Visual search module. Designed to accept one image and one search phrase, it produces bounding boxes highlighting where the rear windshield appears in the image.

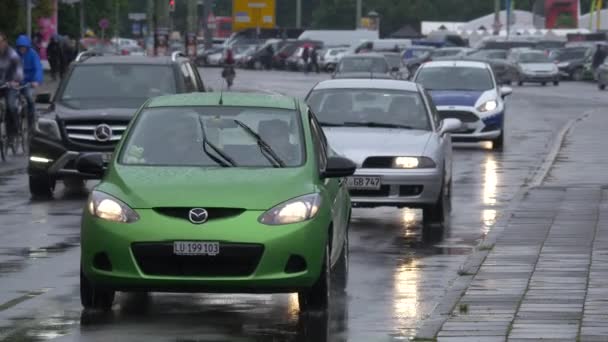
[120,106,304,168]
[338,57,389,73]
[60,64,176,109]
[307,88,431,131]
[518,52,550,63]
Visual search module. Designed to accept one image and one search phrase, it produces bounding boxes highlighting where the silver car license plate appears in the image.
[173,241,220,256]
[347,176,381,190]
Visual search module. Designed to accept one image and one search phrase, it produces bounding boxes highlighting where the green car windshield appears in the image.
[120,106,305,167]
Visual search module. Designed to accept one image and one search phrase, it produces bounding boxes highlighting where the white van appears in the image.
[298,30,379,48]
[352,39,412,53]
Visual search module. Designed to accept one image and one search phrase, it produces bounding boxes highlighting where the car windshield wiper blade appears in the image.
[233,119,286,168]
[342,122,416,129]
[197,117,237,167]
[317,121,344,127]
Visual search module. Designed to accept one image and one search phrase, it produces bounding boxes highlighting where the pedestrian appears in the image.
[592,44,607,80]
[310,47,320,74]
[46,35,63,81]
[16,35,43,128]
[302,46,310,73]
[16,34,43,130]
[0,31,24,146]
[264,44,274,70]
[222,48,236,89]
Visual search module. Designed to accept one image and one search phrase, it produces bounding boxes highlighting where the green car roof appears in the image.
[146,92,297,110]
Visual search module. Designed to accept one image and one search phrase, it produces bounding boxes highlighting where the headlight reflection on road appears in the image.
[393,260,419,326]
[482,155,500,234]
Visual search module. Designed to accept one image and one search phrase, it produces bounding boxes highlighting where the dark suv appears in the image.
[29,52,206,197]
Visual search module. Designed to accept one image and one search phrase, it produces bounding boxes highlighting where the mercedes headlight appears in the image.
[557,62,570,68]
[393,157,436,169]
[259,193,321,225]
[36,118,61,140]
[87,191,140,223]
[477,100,498,112]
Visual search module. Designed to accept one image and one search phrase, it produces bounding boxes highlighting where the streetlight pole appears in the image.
[356,0,362,28]
[203,0,213,49]
[26,0,32,39]
[80,0,86,40]
[296,0,301,28]
[493,0,500,35]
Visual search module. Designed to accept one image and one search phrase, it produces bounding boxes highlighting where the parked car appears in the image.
[382,52,410,80]
[550,47,591,81]
[195,46,224,66]
[273,42,299,69]
[286,41,324,71]
[464,49,519,85]
[320,47,348,72]
[509,50,560,86]
[305,79,462,226]
[28,52,207,198]
[79,92,356,311]
[402,46,435,74]
[413,60,513,150]
[333,53,391,79]
[243,39,293,69]
[429,47,472,61]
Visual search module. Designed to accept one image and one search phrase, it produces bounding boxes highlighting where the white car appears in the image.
[413,60,512,150]
[320,47,348,71]
[306,79,462,226]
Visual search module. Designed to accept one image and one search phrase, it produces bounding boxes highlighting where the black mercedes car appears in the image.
[28,52,206,198]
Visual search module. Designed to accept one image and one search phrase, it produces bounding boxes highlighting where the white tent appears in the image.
[579,9,608,30]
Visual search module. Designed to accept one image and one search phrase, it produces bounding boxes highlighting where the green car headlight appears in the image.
[88,191,140,223]
[259,193,322,225]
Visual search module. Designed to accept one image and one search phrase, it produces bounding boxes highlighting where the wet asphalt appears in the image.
[1,69,607,342]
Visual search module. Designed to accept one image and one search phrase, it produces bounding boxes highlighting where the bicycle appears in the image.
[0,83,31,161]
[0,84,9,162]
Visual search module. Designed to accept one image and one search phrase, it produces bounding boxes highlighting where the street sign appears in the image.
[232,0,275,32]
[128,12,147,21]
[99,18,109,30]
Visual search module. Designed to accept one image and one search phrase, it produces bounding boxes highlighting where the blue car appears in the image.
[413,60,513,150]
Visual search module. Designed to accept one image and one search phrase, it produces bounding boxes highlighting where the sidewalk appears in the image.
[431,111,608,341]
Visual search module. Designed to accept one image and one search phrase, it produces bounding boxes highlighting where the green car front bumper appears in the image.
[81,209,328,293]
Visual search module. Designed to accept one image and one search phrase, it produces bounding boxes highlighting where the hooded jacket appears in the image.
[16,35,43,85]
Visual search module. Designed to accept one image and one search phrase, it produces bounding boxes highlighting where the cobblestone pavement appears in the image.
[432,107,608,341]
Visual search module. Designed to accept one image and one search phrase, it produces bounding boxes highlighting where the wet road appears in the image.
[1,70,607,341]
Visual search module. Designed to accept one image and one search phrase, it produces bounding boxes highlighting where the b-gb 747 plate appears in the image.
[347,176,381,190]
[173,241,220,256]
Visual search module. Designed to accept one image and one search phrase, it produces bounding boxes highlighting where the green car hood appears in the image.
[98,166,316,210]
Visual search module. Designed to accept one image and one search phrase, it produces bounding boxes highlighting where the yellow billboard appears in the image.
[232,0,276,32]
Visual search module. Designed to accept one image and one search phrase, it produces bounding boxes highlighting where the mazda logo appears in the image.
[94,124,113,142]
[188,208,209,224]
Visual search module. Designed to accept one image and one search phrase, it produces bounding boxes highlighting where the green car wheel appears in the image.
[79,93,356,311]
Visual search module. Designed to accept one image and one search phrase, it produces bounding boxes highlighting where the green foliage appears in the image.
[0,0,52,41]
[555,13,576,28]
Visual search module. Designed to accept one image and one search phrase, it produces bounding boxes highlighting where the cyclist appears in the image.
[221,48,236,89]
[0,31,24,144]
[16,34,43,129]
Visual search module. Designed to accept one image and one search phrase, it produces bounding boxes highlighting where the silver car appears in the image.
[509,50,560,86]
[306,79,462,226]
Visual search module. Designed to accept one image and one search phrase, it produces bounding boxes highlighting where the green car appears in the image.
[78,93,356,311]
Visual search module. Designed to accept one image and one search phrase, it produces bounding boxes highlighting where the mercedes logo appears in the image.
[188,208,209,224]
[94,124,113,142]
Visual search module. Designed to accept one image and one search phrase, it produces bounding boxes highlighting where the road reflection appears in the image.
[482,154,500,235]
[393,260,419,332]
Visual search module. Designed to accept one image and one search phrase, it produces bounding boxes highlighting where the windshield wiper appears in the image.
[197,117,237,167]
[317,121,345,127]
[233,119,286,168]
[342,122,416,129]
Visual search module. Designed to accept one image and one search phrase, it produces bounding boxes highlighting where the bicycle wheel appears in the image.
[20,112,28,155]
[0,120,7,162]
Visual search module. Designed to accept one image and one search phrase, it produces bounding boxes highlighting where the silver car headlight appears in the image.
[36,118,61,140]
[394,157,436,169]
[88,191,140,223]
[477,100,498,112]
[557,62,570,68]
[259,193,321,225]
